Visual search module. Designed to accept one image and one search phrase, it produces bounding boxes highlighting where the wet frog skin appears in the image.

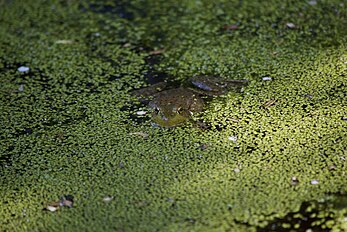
[134,76,248,127]
[190,76,249,96]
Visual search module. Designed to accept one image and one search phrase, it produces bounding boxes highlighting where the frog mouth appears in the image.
[151,111,190,127]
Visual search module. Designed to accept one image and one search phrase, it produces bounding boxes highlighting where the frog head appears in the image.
[148,88,204,127]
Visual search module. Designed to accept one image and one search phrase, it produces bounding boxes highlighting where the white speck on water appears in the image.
[18,84,24,92]
[262,76,271,81]
[55,40,74,44]
[46,205,59,212]
[103,196,113,202]
[228,135,237,142]
[308,0,317,6]
[286,22,296,29]
[136,110,147,116]
[129,132,149,138]
[18,66,30,72]
[233,168,240,173]
[311,180,319,185]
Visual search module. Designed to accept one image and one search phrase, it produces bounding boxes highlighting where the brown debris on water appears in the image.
[45,195,74,212]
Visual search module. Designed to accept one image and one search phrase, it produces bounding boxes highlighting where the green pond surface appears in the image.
[1,0,347,231]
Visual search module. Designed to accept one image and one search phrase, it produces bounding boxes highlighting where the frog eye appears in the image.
[153,107,161,115]
[216,81,227,88]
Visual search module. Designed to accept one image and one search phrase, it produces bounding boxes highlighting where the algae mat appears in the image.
[1,0,347,231]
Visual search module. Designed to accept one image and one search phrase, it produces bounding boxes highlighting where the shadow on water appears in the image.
[82,1,138,20]
[257,193,347,232]
[0,60,90,166]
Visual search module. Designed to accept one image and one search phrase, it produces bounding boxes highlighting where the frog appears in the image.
[133,76,248,127]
